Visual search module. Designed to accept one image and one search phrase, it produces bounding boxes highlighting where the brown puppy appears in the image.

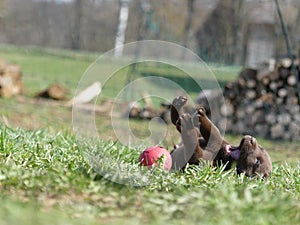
[170,113,204,169]
[197,107,272,178]
[170,97,272,178]
[236,135,272,178]
[170,96,187,133]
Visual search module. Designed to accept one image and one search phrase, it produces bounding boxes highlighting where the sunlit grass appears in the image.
[0,45,298,225]
[0,126,299,225]
[0,45,240,100]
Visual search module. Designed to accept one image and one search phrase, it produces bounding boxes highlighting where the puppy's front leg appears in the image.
[197,107,223,144]
[171,113,203,170]
[197,107,233,162]
[181,113,203,165]
[170,96,187,133]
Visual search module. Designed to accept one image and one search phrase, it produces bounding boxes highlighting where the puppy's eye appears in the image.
[255,158,261,166]
[250,137,254,145]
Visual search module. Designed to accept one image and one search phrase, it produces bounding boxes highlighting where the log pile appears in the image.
[127,92,160,120]
[0,59,24,98]
[215,58,300,140]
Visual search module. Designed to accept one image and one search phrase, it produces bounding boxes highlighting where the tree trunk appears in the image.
[182,0,195,50]
[232,0,244,65]
[72,0,82,50]
[114,0,130,57]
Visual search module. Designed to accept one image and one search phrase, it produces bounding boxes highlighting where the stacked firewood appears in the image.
[216,58,300,140]
[0,59,24,98]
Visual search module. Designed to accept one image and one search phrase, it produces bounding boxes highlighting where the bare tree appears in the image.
[182,0,195,49]
[232,0,245,65]
[0,0,8,18]
[0,0,8,42]
[195,0,244,64]
[114,0,130,57]
[182,0,195,59]
[72,0,83,50]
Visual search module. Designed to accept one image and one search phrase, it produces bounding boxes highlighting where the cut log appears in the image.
[287,104,300,115]
[0,59,7,75]
[237,69,258,89]
[234,121,247,134]
[224,82,238,100]
[278,88,288,98]
[287,75,296,86]
[0,59,24,97]
[252,110,266,124]
[254,98,264,108]
[128,101,141,118]
[0,61,24,98]
[269,82,278,91]
[245,90,257,99]
[293,114,300,123]
[254,124,269,137]
[257,93,273,105]
[261,76,270,86]
[217,117,232,134]
[277,113,291,125]
[236,108,245,119]
[275,97,284,105]
[269,71,280,81]
[48,84,67,100]
[245,104,255,114]
[279,57,292,68]
[141,91,154,111]
[270,124,284,139]
[278,66,290,80]
[220,100,234,117]
[197,56,300,140]
[246,79,257,89]
[68,82,101,105]
[35,83,69,100]
[265,113,276,125]
[239,68,258,80]
[289,123,300,141]
[286,95,298,105]
[4,65,22,80]
[0,76,21,98]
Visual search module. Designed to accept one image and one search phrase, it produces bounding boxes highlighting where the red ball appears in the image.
[139,146,172,171]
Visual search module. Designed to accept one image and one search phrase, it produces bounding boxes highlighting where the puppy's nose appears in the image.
[243,135,255,145]
[250,137,253,145]
[244,135,252,139]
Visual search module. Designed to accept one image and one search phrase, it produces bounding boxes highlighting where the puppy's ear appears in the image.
[258,145,266,152]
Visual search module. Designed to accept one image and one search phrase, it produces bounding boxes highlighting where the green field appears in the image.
[0,46,299,225]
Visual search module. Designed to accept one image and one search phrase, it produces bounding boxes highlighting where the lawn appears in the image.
[0,45,299,225]
[0,126,299,225]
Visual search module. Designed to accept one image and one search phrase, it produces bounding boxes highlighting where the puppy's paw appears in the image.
[180,113,194,130]
[197,107,207,122]
[172,96,187,109]
[180,113,200,138]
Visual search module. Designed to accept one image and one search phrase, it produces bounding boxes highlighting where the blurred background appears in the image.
[0,0,299,67]
[0,0,300,142]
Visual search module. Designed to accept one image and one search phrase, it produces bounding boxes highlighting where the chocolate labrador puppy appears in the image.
[170,96,272,178]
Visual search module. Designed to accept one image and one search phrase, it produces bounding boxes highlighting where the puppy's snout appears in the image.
[243,135,256,146]
[250,137,254,145]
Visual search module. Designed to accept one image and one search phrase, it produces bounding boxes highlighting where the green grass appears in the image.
[0,45,299,224]
[0,45,97,98]
[0,45,240,101]
[0,126,299,225]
